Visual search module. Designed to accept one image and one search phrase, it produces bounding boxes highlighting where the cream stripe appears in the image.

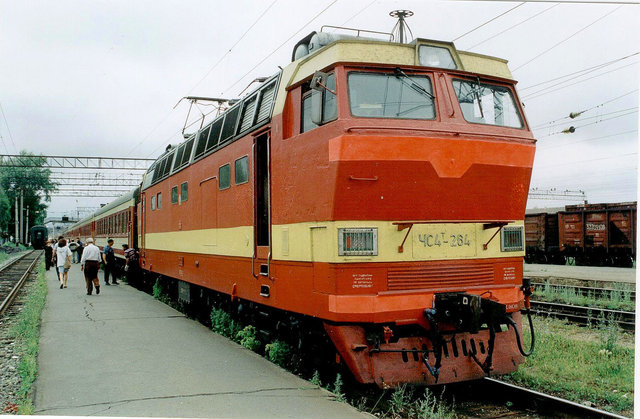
[142,221,524,263]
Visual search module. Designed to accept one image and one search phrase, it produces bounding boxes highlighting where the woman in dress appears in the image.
[55,238,72,289]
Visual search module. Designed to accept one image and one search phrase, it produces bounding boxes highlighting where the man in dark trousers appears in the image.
[102,239,119,285]
[76,237,83,263]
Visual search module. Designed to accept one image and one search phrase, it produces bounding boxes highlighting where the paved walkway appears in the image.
[34,264,369,418]
[524,263,636,284]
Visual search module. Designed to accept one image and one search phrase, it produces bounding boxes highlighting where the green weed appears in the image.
[332,373,346,402]
[210,307,241,340]
[507,316,633,414]
[265,339,291,368]
[8,261,48,414]
[310,370,322,386]
[236,325,262,351]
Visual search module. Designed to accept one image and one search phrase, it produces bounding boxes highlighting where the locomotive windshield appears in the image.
[348,72,436,120]
[452,79,523,128]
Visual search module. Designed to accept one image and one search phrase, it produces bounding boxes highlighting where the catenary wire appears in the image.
[512,5,623,71]
[519,52,639,90]
[127,0,279,156]
[532,103,639,129]
[220,0,338,97]
[449,0,639,4]
[453,2,525,41]
[0,101,17,153]
[340,0,377,26]
[537,110,637,137]
[186,0,279,96]
[536,129,638,150]
[522,61,638,100]
[467,4,559,50]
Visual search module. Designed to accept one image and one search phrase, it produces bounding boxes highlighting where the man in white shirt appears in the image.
[80,238,102,295]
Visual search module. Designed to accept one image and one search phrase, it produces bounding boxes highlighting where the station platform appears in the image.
[34,265,369,418]
[524,263,636,284]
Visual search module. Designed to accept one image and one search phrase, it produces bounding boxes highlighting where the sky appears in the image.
[0,0,638,218]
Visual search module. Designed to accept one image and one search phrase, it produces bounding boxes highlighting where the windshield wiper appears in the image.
[471,77,485,119]
[394,68,435,100]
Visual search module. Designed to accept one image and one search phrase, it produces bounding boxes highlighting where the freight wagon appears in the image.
[525,202,636,267]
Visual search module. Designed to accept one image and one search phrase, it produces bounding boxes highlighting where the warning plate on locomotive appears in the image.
[412,224,477,259]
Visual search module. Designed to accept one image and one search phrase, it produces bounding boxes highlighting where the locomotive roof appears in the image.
[145,32,516,183]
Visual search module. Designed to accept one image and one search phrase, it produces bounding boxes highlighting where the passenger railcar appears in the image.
[93,188,138,259]
[134,29,536,387]
[29,225,48,249]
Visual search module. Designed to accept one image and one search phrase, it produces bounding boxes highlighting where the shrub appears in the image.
[265,339,291,367]
[210,307,241,339]
[236,325,262,351]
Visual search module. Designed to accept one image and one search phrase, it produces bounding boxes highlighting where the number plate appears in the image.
[412,224,477,259]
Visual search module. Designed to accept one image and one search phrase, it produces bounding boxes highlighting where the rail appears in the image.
[531,281,635,301]
[530,300,635,331]
[0,250,42,316]
[482,378,629,419]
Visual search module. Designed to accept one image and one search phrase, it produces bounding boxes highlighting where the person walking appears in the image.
[76,238,84,263]
[44,239,53,271]
[55,238,72,289]
[102,239,119,285]
[80,238,101,295]
[69,239,79,263]
[52,236,62,279]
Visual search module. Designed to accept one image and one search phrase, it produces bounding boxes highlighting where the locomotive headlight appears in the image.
[338,228,378,256]
[501,226,524,252]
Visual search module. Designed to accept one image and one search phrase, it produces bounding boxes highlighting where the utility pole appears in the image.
[14,193,18,243]
[19,189,24,244]
[25,206,30,245]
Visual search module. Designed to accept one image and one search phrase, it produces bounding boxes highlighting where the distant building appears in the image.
[44,216,78,239]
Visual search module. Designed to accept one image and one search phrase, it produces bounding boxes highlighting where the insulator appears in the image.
[561,126,576,134]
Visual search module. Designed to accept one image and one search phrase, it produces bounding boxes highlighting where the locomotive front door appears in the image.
[253,131,271,277]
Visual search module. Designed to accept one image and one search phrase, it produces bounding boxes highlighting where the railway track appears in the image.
[530,300,635,331]
[531,281,636,301]
[0,250,42,316]
[479,378,629,418]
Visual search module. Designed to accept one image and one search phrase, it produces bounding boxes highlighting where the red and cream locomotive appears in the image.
[67,25,536,387]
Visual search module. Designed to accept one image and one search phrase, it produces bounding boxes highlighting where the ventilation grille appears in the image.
[387,263,494,290]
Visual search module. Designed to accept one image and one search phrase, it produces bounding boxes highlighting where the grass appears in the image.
[536,281,635,311]
[505,315,634,415]
[8,261,48,414]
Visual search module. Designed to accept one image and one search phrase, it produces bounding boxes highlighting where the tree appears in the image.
[0,151,57,241]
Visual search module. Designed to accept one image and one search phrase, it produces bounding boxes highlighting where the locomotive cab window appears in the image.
[452,79,523,128]
[219,164,231,190]
[301,72,336,133]
[180,182,188,202]
[348,71,435,119]
[171,186,178,204]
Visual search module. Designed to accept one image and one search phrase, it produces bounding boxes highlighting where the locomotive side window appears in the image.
[452,79,523,128]
[181,182,188,202]
[206,118,223,152]
[151,196,156,211]
[157,193,162,209]
[235,156,249,185]
[173,143,186,171]
[194,124,211,159]
[219,164,231,190]
[221,105,241,143]
[301,73,336,133]
[348,72,435,119]
[171,186,178,204]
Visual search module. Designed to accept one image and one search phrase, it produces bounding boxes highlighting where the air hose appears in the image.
[506,310,535,357]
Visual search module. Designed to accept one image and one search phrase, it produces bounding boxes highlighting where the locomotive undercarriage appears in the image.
[325,293,528,388]
[128,270,531,388]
